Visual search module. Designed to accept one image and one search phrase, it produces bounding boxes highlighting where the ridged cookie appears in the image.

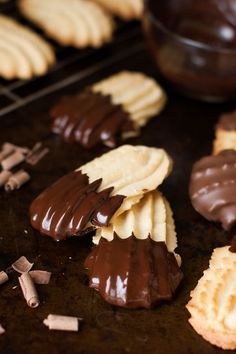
[187,244,236,350]
[213,110,236,155]
[91,0,143,20]
[0,15,55,80]
[19,0,114,48]
[85,236,183,309]
[189,149,236,230]
[50,71,167,148]
[93,190,181,264]
[30,145,172,240]
[92,71,167,127]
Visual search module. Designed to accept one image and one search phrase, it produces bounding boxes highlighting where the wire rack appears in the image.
[0,0,145,117]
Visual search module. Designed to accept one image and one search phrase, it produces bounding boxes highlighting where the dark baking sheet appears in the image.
[0,4,236,354]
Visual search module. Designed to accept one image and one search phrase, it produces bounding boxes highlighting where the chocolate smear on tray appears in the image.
[50,89,136,149]
[30,170,124,240]
[85,235,183,309]
[190,149,236,230]
[229,235,236,253]
[216,110,236,131]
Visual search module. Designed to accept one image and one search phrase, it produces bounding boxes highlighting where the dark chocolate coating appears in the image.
[30,171,124,241]
[216,110,236,131]
[85,235,183,309]
[189,149,236,230]
[229,235,236,252]
[50,90,136,149]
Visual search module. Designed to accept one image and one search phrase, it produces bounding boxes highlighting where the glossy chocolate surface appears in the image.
[190,150,236,230]
[85,235,183,309]
[217,110,236,131]
[30,170,124,240]
[143,0,236,100]
[50,90,135,149]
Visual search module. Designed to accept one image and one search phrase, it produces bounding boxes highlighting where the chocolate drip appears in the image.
[216,110,236,131]
[30,171,124,241]
[229,235,236,253]
[84,235,183,309]
[50,90,136,149]
[189,149,236,230]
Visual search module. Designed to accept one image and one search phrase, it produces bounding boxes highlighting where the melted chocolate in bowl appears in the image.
[143,0,236,101]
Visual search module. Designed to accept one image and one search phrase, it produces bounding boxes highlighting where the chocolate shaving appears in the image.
[26,142,49,166]
[5,170,30,192]
[229,235,236,253]
[0,170,12,187]
[0,143,15,162]
[0,271,9,285]
[12,256,33,273]
[30,170,124,240]
[0,324,5,335]
[18,272,40,308]
[29,270,51,284]
[43,314,80,331]
[1,151,25,170]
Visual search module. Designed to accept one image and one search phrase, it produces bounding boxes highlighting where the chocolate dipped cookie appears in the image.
[30,145,172,240]
[50,71,166,149]
[85,235,183,309]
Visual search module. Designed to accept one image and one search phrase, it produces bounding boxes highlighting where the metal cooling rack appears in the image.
[0,0,144,117]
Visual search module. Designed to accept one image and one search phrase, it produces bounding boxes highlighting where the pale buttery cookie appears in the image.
[85,235,183,309]
[0,15,55,80]
[30,145,172,240]
[187,239,236,350]
[50,71,167,148]
[189,149,236,230]
[213,110,236,155]
[93,190,181,264]
[91,0,143,20]
[18,0,114,48]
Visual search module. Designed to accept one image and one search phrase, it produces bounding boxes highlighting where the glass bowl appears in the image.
[143,0,236,101]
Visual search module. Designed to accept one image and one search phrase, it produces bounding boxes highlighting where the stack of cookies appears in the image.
[30,145,183,308]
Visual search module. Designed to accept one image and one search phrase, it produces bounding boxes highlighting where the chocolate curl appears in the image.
[0,170,12,188]
[29,270,51,284]
[5,170,30,192]
[19,272,40,308]
[26,148,49,166]
[0,143,15,162]
[43,314,80,331]
[0,324,5,335]
[1,151,25,170]
[12,256,33,274]
[0,271,9,285]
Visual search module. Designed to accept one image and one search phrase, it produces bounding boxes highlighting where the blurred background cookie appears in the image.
[187,240,236,350]
[91,0,143,20]
[18,0,114,48]
[189,149,236,230]
[0,15,55,80]
[213,110,236,154]
[50,71,167,148]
